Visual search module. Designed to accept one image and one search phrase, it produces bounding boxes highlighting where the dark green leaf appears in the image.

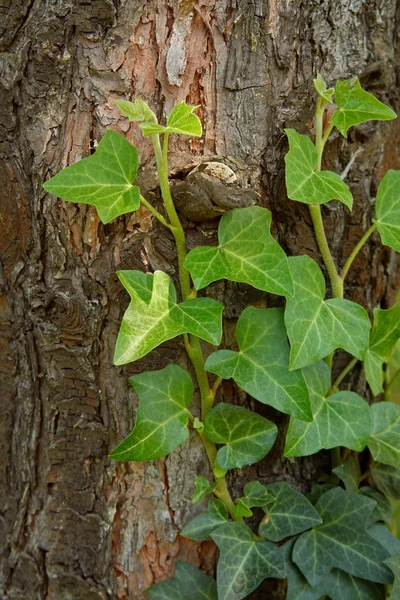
[333,454,361,493]
[115,98,157,123]
[109,365,193,461]
[375,170,400,252]
[43,130,141,224]
[285,256,371,370]
[203,403,278,470]
[192,477,217,504]
[181,499,228,541]
[307,483,336,505]
[330,77,396,137]
[140,101,202,137]
[293,487,393,585]
[147,561,217,600]
[259,482,321,542]
[384,554,400,600]
[368,402,400,469]
[370,461,400,500]
[285,129,353,208]
[210,522,285,600]
[313,73,334,103]
[184,206,293,295]
[360,487,392,526]
[205,307,312,421]
[114,270,223,365]
[285,361,371,457]
[369,523,400,558]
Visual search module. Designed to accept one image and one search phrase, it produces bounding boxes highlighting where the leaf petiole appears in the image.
[340,223,377,281]
[139,194,171,229]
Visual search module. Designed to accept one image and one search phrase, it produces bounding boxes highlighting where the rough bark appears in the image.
[0,1,399,599]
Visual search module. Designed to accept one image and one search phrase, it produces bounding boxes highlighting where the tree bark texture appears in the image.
[1,1,399,599]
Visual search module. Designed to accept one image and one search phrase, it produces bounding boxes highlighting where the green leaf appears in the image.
[365,302,400,395]
[284,129,353,208]
[210,522,285,600]
[313,73,335,103]
[370,461,400,500]
[192,476,217,504]
[43,130,141,224]
[293,487,393,585]
[375,170,400,252]
[258,482,321,542]
[285,361,371,457]
[360,487,392,526]
[184,206,293,295]
[333,454,361,493]
[242,481,270,508]
[205,307,312,421]
[181,498,228,542]
[203,403,278,470]
[330,77,396,137]
[115,98,157,123]
[307,483,336,505]
[109,365,192,461]
[147,561,217,600]
[114,270,223,365]
[285,256,371,370]
[232,498,253,518]
[384,554,400,600]
[369,523,400,558]
[283,539,385,600]
[368,402,400,469]
[140,101,202,137]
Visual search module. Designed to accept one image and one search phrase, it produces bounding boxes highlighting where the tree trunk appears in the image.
[1,1,399,599]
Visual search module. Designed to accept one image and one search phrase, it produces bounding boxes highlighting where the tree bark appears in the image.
[1,1,399,599]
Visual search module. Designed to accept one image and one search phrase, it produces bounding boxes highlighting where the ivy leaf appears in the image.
[375,170,400,252]
[258,481,322,542]
[293,487,393,585]
[285,256,371,370]
[284,129,353,208]
[283,539,385,600]
[307,483,336,505]
[181,498,228,542]
[115,98,157,123]
[384,554,400,600]
[364,302,400,395]
[43,130,141,224]
[241,481,270,508]
[140,101,202,137]
[368,402,400,469]
[285,361,371,457]
[114,270,223,365]
[205,307,312,421]
[330,77,396,137]
[203,403,278,470]
[370,461,400,500]
[313,73,335,103]
[192,476,217,504]
[147,561,217,600]
[210,522,285,600]
[333,454,361,493]
[360,487,392,526]
[109,365,192,461]
[369,523,400,558]
[184,206,293,296]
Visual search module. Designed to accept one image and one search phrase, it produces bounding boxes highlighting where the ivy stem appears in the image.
[332,357,358,390]
[139,194,171,229]
[340,223,377,282]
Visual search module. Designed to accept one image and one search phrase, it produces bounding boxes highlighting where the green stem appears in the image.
[309,204,343,298]
[340,223,377,282]
[139,194,171,229]
[332,357,358,389]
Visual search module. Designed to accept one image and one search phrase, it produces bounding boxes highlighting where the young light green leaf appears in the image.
[259,481,321,542]
[115,98,157,123]
[360,487,392,526]
[232,498,253,518]
[109,365,193,461]
[283,539,385,600]
[293,487,393,585]
[205,307,312,421]
[285,256,371,370]
[330,77,396,137]
[210,522,285,600]
[147,561,217,600]
[285,129,353,208]
[384,554,400,600]
[313,73,335,103]
[364,302,400,395]
[140,101,202,137]
[285,361,371,457]
[375,170,400,252]
[333,454,361,493]
[114,270,223,365]
[181,498,228,542]
[203,403,278,470]
[43,130,141,224]
[184,206,293,295]
[370,461,400,500]
[192,476,217,504]
[368,402,400,469]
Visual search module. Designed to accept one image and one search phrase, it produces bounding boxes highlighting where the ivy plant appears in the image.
[44,75,400,599]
